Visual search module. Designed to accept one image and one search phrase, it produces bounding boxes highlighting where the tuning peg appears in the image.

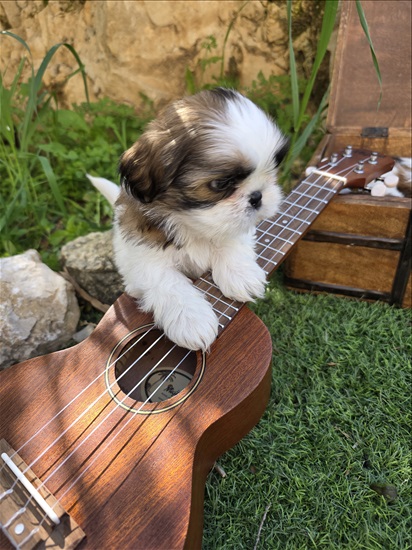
[384,173,399,187]
[370,181,387,197]
[330,153,339,165]
[354,161,365,174]
[368,152,379,164]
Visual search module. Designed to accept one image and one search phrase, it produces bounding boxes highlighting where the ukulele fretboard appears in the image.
[195,167,348,334]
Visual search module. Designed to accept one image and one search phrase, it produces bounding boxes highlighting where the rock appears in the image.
[72,323,96,343]
[60,230,124,304]
[0,249,80,369]
[0,0,324,110]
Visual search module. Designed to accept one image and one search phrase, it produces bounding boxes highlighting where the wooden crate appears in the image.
[284,0,411,308]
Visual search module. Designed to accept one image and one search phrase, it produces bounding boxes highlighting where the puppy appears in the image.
[93,88,288,351]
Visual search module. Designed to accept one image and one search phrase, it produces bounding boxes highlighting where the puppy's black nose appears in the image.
[249,191,262,208]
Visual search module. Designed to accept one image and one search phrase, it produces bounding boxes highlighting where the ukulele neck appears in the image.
[255,168,346,273]
[196,169,347,333]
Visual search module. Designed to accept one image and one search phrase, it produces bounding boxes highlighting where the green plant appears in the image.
[0,33,154,266]
[185,35,236,93]
[283,0,382,186]
[0,31,89,255]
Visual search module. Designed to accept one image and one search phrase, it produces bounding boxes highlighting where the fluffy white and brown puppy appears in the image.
[91,88,288,351]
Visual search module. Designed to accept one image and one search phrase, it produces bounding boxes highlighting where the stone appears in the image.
[72,323,96,343]
[0,0,324,110]
[60,230,124,305]
[0,249,80,369]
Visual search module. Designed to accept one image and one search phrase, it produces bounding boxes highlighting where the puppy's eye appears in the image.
[209,177,237,191]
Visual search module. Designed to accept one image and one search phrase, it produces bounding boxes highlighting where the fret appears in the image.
[196,275,242,333]
[256,227,294,246]
[290,188,329,205]
[198,278,239,314]
[256,253,280,264]
[254,174,344,273]
[281,199,321,216]
[255,239,288,254]
[274,214,309,227]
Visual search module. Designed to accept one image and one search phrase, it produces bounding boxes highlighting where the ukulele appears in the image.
[0,148,394,550]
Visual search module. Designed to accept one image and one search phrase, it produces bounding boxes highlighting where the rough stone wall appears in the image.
[0,0,325,110]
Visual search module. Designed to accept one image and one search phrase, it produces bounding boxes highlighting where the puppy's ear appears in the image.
[274,137,290,168]
[119,135,163,203]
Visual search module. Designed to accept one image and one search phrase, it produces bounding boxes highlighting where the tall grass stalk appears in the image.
[282,0,382,184]
[282,0,338,183]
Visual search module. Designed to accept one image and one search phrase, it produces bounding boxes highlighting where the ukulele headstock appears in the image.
[318,146,395,190]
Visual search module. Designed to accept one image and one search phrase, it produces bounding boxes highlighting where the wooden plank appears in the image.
[402,274,412,308]
[327,0,411,134]
[285,241,400,294]
[307,195,411,239]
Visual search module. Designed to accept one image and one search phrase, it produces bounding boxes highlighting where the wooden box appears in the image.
[284,0,411,308]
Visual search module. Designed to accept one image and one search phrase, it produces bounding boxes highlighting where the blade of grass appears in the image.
[20,41,89,151]
[0,30,33,63]
[355,0,383,108]
[37,155,67,214]
[286,0,299,130]
[219,1,249,80]
[281,86,329,185]
[295,0,338,132]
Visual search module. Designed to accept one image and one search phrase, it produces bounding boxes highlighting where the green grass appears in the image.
[202,274,412,550]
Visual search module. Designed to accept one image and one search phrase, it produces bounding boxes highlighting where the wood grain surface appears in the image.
[0,295,272,550]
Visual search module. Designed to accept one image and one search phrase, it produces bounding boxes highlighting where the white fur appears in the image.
[86,174,120,204]
[92,91,286,351]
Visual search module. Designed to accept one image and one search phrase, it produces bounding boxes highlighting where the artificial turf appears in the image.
[202,275,411,550]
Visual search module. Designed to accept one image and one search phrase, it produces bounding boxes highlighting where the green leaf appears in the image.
[287,0,299,129]
[284,86,329,179]
[55,109,89,132]
[37,155,67,214]
[296,0,338,132]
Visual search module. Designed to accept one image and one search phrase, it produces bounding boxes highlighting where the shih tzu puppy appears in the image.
[89,88,288,351]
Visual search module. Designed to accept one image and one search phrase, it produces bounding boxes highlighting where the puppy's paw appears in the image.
[213,260,267,303]
[158,297,219,352]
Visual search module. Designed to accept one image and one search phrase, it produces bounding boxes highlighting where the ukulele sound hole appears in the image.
[114,329,197,403]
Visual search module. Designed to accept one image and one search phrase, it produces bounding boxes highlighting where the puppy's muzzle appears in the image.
[249,191,262,209]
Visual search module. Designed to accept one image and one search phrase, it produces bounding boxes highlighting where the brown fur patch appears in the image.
[116,189,172,248]
[118,89,250,206]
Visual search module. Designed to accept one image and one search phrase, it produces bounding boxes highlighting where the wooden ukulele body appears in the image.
[0,293,272,549]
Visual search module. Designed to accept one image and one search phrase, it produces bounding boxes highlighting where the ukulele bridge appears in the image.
[0,439,85,550]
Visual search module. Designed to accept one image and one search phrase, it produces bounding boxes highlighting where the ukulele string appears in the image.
[192,158,348,320]
[1,327,191,512]
[18,281,237,496]
[1,288,236,536]
[10,349,192,549]
[0,155,350,486]
[255,157,361,271]
[256,157,343,251]
[1,278,236,502]
[0,324,157,474]
[3,335,191,545]
[0,324,162,487]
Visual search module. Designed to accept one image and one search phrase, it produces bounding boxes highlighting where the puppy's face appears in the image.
[118,88,289,242]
